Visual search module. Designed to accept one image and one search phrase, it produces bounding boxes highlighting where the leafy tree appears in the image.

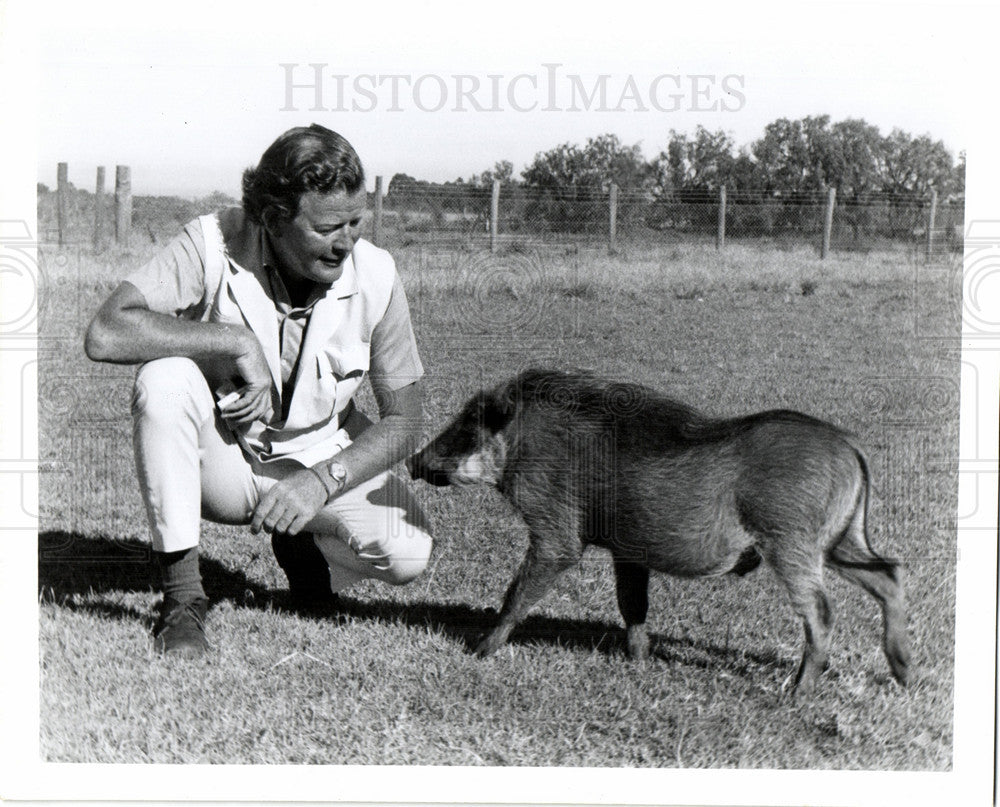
[649,127,738,196]
[386,172,421,199]
[522,142,587,190]
[581,133,647,191]
[881,129,956,195]
[750,116,837,194]
[827,118,884,198]
[521,134,646,192]
[953,150,966,195]
[472,160,515,187]
[519,134,649,232]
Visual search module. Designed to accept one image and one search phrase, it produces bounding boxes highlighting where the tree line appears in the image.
[40,115,961,243]
[385,116,962,238]
[393,115,962,200]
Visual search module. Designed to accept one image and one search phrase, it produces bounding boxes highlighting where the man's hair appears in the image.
[242,124,366,224]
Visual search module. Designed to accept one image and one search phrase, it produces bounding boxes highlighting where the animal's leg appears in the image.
[613,558,650,660]
[475,537,582,657]
[827,512,910,685]
[769,552,834,699]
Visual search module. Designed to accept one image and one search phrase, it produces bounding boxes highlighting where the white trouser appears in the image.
[131,357,433,593]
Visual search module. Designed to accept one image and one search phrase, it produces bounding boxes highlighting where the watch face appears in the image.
[328,462,348,484]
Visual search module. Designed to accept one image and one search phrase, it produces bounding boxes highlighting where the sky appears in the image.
[30,0,988,198]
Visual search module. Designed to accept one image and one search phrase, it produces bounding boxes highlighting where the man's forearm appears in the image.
[86,307,250,366]
[85,281,253,366]
[312,411,422,494]
[310,380,425,494]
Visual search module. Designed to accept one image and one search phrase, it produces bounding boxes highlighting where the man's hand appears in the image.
[250,469,329,536]
[86,281,275,430]
[219,337,273,425]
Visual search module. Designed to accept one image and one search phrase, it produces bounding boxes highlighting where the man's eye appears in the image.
[350,218,362,228]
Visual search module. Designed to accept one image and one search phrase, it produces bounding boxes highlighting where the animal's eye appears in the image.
[480,399,509,432]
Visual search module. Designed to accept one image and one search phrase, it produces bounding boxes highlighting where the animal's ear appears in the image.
[480,389,515,433]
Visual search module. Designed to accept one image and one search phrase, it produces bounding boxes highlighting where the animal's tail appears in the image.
[825,434,910,685]
[832,433,898,570]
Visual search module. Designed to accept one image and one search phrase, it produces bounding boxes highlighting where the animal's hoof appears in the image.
[779,673,812,703]
[781,675,817,704]
[626,628,650,661]
[474,637,499,657]
[887,644,910,686]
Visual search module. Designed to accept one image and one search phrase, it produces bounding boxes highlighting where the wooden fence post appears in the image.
[372,175,384,248]
[925,189,938,261]
[609,183,619,253]
[716,185,727,251]
[115,165,132,247]
[490,179,500,253]
[93,166,106,250]
[821,187,836,259]
[57,162,69,247]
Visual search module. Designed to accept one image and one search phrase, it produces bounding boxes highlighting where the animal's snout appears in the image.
[406,449,453,487]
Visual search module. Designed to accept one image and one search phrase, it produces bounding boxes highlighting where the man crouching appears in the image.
[85,124,432,656]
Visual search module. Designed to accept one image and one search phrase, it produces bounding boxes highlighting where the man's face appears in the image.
[266,188,366,286]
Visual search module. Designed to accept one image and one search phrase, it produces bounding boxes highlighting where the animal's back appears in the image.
[575,385,867,575]
[508,370,868,565]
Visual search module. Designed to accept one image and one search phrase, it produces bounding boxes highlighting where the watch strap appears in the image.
[306,466,337,499]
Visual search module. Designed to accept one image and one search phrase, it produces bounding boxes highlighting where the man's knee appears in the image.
[321,472,432,584]
[379,541,432,586]
[313,522,432,590]
[351,524,433,586]
[132,357,213,420]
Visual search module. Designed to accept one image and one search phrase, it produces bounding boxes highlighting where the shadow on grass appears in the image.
[38,531,273,625]
[347,594,783,676]
[38,530,781,677]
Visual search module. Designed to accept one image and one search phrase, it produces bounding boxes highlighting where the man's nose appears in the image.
[332,229,355,252]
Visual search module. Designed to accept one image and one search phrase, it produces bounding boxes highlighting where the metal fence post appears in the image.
[821,187,836,259]
[925,189,938,262]
[490,179,500,253]
[93,166,106,250]
[57,162,69,247]
[716,185,727,251]
[373,175,383,248]
[115,165,132,247]
[609,183,619,253]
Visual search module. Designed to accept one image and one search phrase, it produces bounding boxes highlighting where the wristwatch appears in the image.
[327,461,348,495]
[309,460,349,500]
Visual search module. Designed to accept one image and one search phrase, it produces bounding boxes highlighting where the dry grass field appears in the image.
[37,234,959,767]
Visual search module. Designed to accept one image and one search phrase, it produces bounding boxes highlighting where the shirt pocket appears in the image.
[321,343,371,413]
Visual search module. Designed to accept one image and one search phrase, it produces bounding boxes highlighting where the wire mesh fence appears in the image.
[376,184,964,259]
[380,184,494,248]
[38,166,965,261]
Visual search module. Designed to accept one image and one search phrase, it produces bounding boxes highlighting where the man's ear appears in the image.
[260,207,285,236]
[260,209,276,234]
